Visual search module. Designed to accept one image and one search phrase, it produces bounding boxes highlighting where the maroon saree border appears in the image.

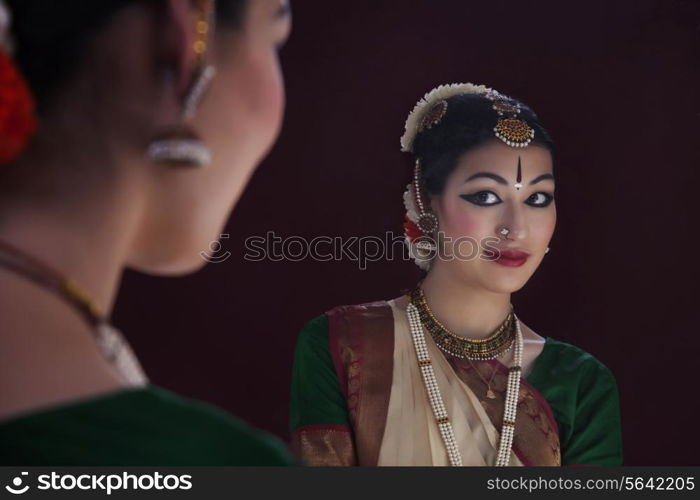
[490,358,560,439]
[513,444,532,466]
[490,358,561,466]
[295,423,352,433]
[327,310,348,399]
[326,301,394,466]
[291,424,356,466]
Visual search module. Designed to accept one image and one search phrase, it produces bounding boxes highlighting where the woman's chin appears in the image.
[126,248,212,277]
[488,281,527,294]
[475,269,531,294]
[499,273,532,293]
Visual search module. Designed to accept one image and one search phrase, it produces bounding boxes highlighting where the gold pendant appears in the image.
[486,389,496,399]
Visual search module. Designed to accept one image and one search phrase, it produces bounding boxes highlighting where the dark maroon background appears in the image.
[114,0,700,465]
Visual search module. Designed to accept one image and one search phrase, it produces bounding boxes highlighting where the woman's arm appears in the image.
[564,360,624,466]
[289,314,357,465]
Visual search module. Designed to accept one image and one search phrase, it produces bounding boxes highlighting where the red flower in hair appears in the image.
[0,50,37,164]
[404,214,422,242]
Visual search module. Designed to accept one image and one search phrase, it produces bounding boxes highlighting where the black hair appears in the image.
[7,0,248,113]
[411,92,554,195]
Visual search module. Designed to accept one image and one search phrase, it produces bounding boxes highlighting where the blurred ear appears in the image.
[156,0,199,100]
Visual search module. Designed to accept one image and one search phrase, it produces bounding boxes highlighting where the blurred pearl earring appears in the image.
[146,65,217,168]
[182,65,217,122]
[545,247,550,254]
[146,0,217,168]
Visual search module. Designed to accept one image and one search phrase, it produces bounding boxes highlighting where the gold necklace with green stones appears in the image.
[409,286,515,361]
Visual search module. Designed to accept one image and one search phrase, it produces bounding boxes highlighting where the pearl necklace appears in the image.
[406,302,523,466]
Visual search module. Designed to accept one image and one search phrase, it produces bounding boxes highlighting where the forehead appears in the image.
[455,139,553,176]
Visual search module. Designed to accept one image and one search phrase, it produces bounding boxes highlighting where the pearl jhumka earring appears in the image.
[146,0,217,167]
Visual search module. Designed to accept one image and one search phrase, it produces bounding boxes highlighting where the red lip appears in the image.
[498,249,529,260]
[483,248,530,267]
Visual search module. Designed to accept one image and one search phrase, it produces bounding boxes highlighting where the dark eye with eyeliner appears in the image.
[460,191,502,206]
[460,191,555,207]
[525,192,555,207]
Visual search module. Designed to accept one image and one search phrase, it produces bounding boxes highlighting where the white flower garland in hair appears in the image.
[401,82,493,269]
[400,82,492,153]
[403,182,419,222]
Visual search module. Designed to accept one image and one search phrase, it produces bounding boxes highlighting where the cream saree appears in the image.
[291,297,561,466]
[378,298,522,465]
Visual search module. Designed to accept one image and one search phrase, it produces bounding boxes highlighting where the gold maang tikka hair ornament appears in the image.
[485,89,534,148]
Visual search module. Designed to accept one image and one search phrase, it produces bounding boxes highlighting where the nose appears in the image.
[498,201,527,241]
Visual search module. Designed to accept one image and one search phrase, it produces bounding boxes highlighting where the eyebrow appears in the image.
[464,172,555,186]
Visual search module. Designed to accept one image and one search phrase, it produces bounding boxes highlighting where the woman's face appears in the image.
[130,0,291,274]
[430,139,556,294]
[201,0,292,193]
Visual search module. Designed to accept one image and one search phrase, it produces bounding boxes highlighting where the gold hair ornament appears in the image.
[486,89,534,148]
[417,100,448,133]
[413,159,439,234]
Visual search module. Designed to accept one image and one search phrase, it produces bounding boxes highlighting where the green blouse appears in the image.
[0,385,295,465]
[290,314,623,466]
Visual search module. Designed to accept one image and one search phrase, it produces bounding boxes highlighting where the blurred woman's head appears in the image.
[2,0,292,274]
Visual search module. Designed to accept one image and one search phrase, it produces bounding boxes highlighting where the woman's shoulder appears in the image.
[294,313,331,365]
[294,297,399,373]
[325,298,396,318]
[296,297,397,344]
[531,337,623,466]
[0,385,295,465]
[542,337,611,367]
[533,336,618,387]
